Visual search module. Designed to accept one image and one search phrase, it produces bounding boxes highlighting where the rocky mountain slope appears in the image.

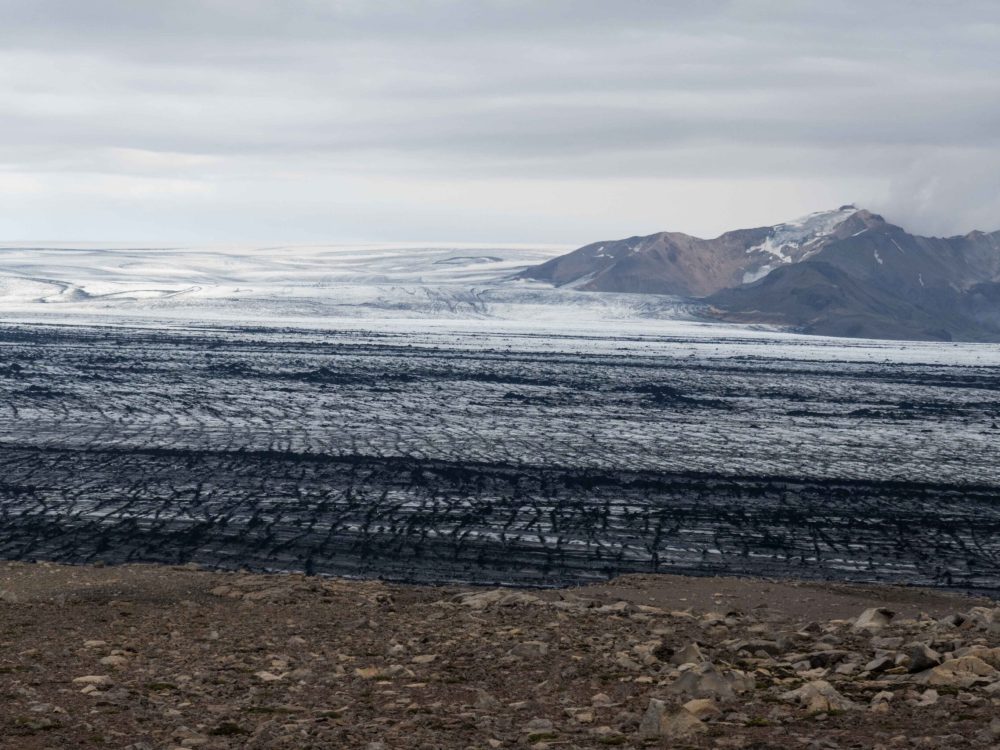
[521,207,1000,341]
[3,562,1000,749]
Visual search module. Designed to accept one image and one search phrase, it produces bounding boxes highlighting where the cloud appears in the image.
[0,0,998,241]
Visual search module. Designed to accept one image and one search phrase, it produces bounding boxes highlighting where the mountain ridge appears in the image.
[520,207,1000,342]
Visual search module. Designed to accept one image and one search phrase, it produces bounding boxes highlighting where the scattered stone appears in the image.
[781,680,858,713]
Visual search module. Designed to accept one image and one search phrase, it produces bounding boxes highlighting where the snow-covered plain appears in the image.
[2,241,1000,367]
[0,242,696,325]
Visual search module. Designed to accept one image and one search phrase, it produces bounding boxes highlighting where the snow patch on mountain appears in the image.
[742,205,859,283]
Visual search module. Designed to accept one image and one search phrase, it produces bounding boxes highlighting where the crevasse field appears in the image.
[0,243,998,590]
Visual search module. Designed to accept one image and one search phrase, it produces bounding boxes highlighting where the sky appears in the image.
[1,0,999,244]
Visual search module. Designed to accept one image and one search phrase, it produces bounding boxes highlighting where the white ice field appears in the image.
[0,241,999,367]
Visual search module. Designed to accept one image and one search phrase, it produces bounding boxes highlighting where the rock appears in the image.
[918,656,999,687]
[668,662,754,700]
[871,636,904,649]
[254,671,283,682]
[522,717,555,739]
[82,640,108,649]
[956,645,1000,669]
[670,642,706,666]
[637,699,666,739]
[959,607,1000,633]
[663,708,707,739]
[990,718,1000,739]
[72,675,112,686]
[590,692,615,707]
[734,639,786,657]
[781,680,858,713]
[497,591,543,608]
[808,650,853,668]
[411,654,437,664]
[510,641,548,659]
[0,589,18,604]
[853,608,895,631]
[903,643,941,673]
[455,589,542,610]
[476,690,501,711]
[683,697,722,721]
[916,689,939,706]
[99,655,129,668]
[864,655,895,674]
[638,699,706,740]
[454,589,506,610]
[613,652,642,671]
[870,690,894,713]
[938,613,965,628]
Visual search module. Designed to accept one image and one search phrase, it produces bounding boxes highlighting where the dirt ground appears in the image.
[2,562,999,749]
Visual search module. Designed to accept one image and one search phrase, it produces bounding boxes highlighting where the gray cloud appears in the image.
[0,0,998,242]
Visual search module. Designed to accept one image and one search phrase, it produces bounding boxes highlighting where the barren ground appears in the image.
[2,562,1000,749]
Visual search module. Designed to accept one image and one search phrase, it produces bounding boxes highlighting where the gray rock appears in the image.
[781,680,858,713]
[903,642,942,673]
[668,662,754,700]
[669,642,706,666]
[853,608,895,631]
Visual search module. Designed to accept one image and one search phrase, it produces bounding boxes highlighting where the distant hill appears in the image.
[520,207,1000,341]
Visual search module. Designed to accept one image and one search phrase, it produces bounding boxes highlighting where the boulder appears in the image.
[902,643,941,673]
[918,656,999,688]
[955,645,1000,670]
[853,608,895,631]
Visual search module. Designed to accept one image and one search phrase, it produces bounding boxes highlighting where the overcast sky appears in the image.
[1,0,999,243]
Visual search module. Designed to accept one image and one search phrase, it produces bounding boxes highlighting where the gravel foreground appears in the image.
[2,563,1000,749]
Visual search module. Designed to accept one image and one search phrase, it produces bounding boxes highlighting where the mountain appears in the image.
[705,261,990,341]
[520,205,859,297]
[520,207,1000,342]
